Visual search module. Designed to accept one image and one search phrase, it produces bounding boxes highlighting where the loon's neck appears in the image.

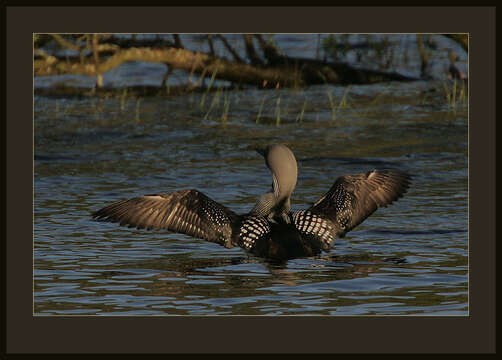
[250,192,292,223]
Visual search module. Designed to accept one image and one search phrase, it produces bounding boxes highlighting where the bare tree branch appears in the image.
[34,46,300,87]
[207,35,215,57]
[51,34,82,52]
[172,34,183,48]
[443,34,468,52]
[216,35,243,63]
[243,34,264,66]
[34,35,418,89]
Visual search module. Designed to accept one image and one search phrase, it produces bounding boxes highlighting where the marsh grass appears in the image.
[327,86,351,122]
[327,89,336,121]
[275,96,281,126]
[135,98,142,122]
[442,79,467,113]
[199,70,218,109]
[339,86,351,109]
[221,92,230,123]
[198,85,232,124]
[42,74,466,130]
[203,86,222,121]
[296,99,307,123]
[120,88,128,112]
[256,95,266,123]
[362,85,390,117]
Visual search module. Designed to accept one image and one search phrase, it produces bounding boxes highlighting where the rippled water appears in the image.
[34,36,468,316]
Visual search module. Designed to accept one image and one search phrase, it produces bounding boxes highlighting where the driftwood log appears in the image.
[34,34,466,91]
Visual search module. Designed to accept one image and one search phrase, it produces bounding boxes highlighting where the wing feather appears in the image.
[92,189,238,247]
[309,169,411,236]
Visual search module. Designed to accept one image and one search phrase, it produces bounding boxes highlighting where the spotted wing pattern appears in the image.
[92,189,238,248]
[236,216,271,252]
[291,210,335,250]
[309,169,411,237]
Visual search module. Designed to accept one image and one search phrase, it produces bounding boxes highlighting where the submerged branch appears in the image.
[34,46,301,86]
[34,38,417,88]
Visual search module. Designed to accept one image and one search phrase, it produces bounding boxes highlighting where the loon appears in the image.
[92,144,411,260]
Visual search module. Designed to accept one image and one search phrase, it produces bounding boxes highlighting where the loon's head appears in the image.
[256,144,298,200]
[252,144,298,222]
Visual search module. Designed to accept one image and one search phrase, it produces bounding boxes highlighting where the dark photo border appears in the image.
[5,6,495,355]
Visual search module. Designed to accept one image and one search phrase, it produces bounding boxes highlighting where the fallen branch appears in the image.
[34,46,301,86]
[34,44,417,87]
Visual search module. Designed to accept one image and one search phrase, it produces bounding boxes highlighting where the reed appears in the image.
[296,99,307,123]
[442,79,467,113]
[221,91,230,123]
[338,85,351,109]
[327,89,336,122]
[275,96,281,126]
[120,88,128,112]
[135,98,142,122]
[203,86,222,121]
[256,95,266,123]
[200,70,218,109]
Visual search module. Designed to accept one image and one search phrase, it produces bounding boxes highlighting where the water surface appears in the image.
[34,35,468,316]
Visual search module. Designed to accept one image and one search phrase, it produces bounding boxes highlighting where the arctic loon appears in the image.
[92,144,411,260]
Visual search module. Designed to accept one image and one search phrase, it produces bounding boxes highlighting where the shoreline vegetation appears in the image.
[34,34,468,99]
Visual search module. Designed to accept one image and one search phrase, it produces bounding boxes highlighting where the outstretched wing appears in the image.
[291,209,336,250]
[92,189,239,248]
[308,169,411,237]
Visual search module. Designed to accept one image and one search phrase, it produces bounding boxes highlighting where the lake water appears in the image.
[34,35,468,316]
